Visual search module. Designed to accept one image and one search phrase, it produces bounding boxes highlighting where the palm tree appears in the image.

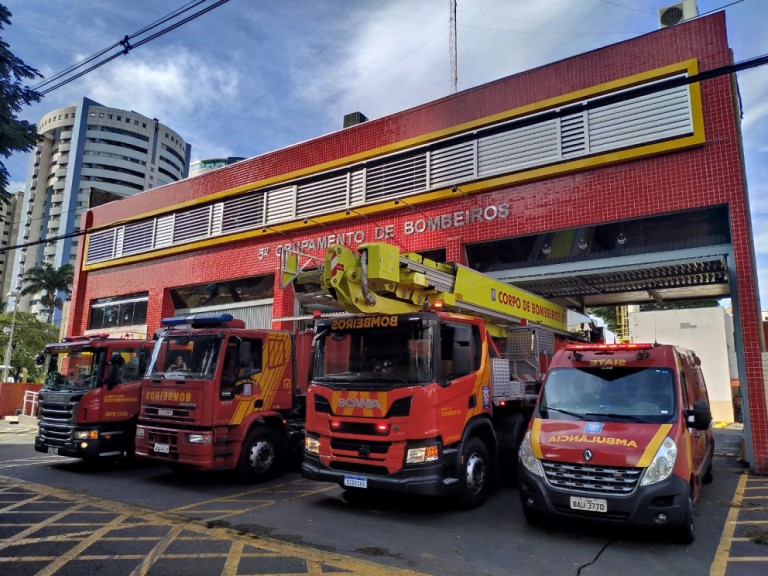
[20,263,74,323]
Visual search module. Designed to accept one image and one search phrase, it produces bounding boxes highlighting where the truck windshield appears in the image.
[313,318,436,388]
[43,349,103,391]
[146,334,221,379]
[539,366,677,424]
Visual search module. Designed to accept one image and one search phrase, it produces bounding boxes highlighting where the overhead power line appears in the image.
[32,0,231,96]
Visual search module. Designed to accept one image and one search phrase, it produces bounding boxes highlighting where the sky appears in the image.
[3,0,768,311]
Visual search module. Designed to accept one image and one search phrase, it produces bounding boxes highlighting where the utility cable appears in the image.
[32,0,230,95]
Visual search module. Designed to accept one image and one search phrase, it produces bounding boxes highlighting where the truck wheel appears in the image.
[458,437,490,509]
[675,493,695,544]
[703,459,713,484]
[237,427,283,483]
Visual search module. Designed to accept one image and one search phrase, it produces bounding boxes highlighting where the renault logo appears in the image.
[583,449,593,462]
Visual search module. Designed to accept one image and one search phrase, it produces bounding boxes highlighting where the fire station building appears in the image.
[70,13,766,473]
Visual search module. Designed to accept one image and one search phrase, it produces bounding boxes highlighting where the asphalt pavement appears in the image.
[1,415,766,576]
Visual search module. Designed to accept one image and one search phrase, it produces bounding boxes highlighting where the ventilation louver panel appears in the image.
[560,112,587,158]
[173,206,211,244]
[588,84,691,152]
[86,229,116,264]
[297,175,348,218]
[429,141,475,188]
[366,154,427,201]
[121,220,155,255]
[478,121,559,176]
[265,186,296,223]
[222,193,264,233]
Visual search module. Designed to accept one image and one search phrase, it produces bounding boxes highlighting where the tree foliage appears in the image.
[0,311,59,382]
[20,262,74,323]
[0,3,43,206]
[589,300,721,333]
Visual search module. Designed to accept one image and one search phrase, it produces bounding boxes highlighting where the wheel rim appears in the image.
[465,452,487,494]
[249,439,275,473]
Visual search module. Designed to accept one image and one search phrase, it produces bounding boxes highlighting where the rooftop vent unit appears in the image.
[343,111,368,128]
[658,0,698,28]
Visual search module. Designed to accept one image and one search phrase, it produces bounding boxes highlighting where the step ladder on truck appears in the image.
[281,241,593,508]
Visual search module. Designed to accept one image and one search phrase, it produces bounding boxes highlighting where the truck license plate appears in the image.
[47,447,58,455]
[343,475,367,489]
[570,496,607,513]
[154,443,170,454]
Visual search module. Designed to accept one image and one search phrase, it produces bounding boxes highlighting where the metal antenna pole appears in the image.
[449,0,457,93]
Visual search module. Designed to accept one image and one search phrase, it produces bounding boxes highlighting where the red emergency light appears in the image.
[565,342,654,352]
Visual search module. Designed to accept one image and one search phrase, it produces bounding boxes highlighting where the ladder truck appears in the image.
[287,242,587,508]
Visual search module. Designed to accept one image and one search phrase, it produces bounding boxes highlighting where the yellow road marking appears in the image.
[0,475,428,575]
[710,472,748,576]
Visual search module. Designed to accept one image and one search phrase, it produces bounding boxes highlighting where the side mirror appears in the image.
[35,353,45,366]
[685,399,712,431]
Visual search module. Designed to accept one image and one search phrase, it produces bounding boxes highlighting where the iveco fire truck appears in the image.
[286,242,588,508]
[135,314,313,481]
[34,335,153,461]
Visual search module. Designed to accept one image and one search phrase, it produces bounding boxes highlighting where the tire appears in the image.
[458,437,490,509]
[237,427,284,483]
[703,459,713,485]
[675,493,695,544]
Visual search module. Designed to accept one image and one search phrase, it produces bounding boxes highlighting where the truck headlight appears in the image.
[186,432,212,444]
[406,444,439,464]
[519,430,543,477]
[135,427,145,438]
[74,430,98,440]
[305,435,319,455]
[641,437,677,486]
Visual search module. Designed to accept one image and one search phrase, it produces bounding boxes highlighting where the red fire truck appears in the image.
[34,335,153,461]
[518,342,714,543]
[135,314,313,481]
[292,242,588,508]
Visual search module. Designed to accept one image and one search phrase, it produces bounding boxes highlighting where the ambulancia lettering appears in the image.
[337,398,381,409]
[547,434,638,448]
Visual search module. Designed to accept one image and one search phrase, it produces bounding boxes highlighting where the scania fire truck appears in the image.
[289,242,589,508]
[134,314,313,481]
[34,335,153,460]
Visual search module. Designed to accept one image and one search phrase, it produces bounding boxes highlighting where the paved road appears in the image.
[1,419,767,575]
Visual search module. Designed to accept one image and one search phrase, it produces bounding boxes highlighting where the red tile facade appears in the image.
[71,14,767,473]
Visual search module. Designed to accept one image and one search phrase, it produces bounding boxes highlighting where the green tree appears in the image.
[0,311,58,382]
[0,3,43,210]
[20,262,74,323]
[589,300,721,333]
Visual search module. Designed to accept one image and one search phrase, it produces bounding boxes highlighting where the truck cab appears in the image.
[34,335,152,460]
[135,314,312,481]
[518,342,714,543]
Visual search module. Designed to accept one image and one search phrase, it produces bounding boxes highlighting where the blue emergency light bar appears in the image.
[161,313,234,327]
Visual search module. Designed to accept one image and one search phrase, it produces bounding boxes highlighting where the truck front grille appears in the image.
[37,393,81,446]
[542,460,642,495]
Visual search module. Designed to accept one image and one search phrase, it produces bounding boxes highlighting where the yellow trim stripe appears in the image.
[531,418,543,459]
[636,423,673,468]
[83,59,702,272]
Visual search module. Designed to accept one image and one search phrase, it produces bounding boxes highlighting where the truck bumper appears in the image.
[518,466,691,529]
[301,453,458,497]
[34,426,129,459]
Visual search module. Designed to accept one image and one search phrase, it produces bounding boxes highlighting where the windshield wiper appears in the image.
[585,412,653,423]
[543,406,593,421]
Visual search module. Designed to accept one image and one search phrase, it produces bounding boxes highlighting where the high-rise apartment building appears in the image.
[8,97,191,323]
